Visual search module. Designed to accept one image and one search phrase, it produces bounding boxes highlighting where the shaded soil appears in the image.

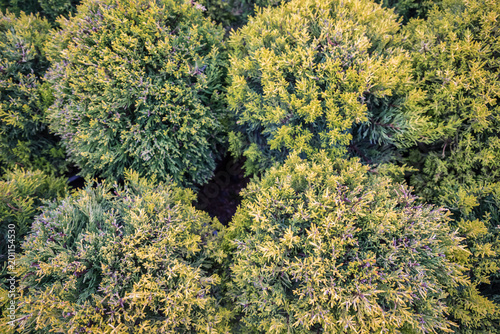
[194,155,250,225]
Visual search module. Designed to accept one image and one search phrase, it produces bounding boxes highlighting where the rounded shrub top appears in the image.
[225,152,465,333]
[46,0,227,186]
[15,170,228,333]
[0,11,67,173]
[227,0,422,175]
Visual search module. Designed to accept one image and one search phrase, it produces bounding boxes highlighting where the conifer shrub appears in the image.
[399,0,500,329]
[226,0,426,175]
[401,0,500,218]
[0,11,67,173]
[224,152,467,333]
[45,0,227,186]
[0,168,67,324]
[12,170,229,333]
[0,168,67,260]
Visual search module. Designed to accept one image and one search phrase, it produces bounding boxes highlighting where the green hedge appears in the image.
[45,0,227,186]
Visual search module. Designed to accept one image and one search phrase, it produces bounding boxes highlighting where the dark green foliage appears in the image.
[45,0,227,186]
[0,0,41,16]
[0,0,79,20]
[226,0,425,175]
[375,0,441,22]
[0,11,67,174]
[225,152,467,333]
[396,0,500,330]
[11,170,229,333]
[38,0,80,21]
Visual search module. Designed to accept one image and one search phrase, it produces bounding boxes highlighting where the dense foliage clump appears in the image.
[226,0,426,175]
[200,0,284,28]
[0,0,498,332]
[397,0,500,330]
[0,11,67,173]
[46,0,227,186]
[402,0,500,223]
[0,168,67,259]
[38,0,79,20]
[0,0,42,16]
[225,152,466,333]
[0,168,67,322]
[12,170,228,333]
[375,0,440,22]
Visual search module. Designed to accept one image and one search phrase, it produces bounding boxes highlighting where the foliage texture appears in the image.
[398,0,500,330]
[200,0,284,29]
[226,0,427,175]
[0,168,67,320]
[9,170,228,333]
[0,168,67,259]
[375,0,441,22]
[0,11,67,173]
[225,152,467,333]
[46,0,227,186]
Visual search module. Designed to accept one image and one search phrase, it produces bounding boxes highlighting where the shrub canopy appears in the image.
[39,0,79,21]
[225,152,466,333]
[0,168,67,257]
[0,11,67,173]
[0,168,67,326]
[226,0,426,175]
[46,0,227,186]
[200,0,284,28]
[14,170,228,333]
[398,0,500,330]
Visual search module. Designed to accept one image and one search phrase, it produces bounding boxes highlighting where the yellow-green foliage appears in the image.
[10,170,229,333]
[0,11,67,173]
[0,0,79,21]
[45,0,227,186]
[399,0,500,330]
[38,0,79,20]
[402,0,500,216]
[225,152,467,333]
[226,0,425,175]
[0,168,67,322]
[0,168,67,256]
